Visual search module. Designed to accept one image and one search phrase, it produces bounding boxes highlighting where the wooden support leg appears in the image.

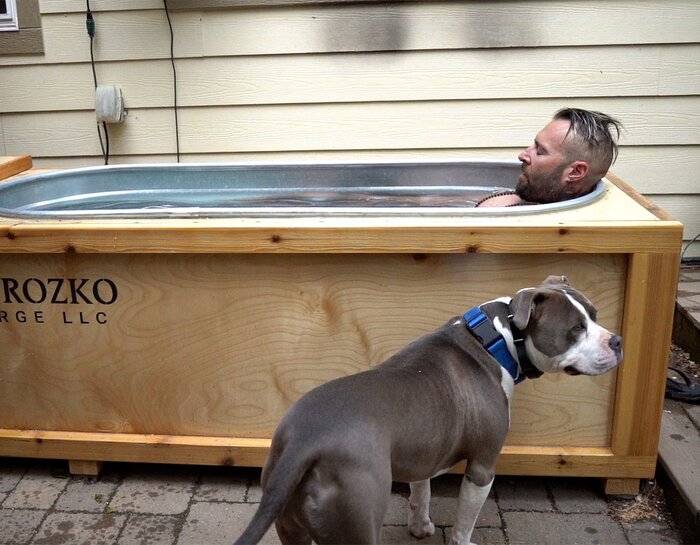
[603,478,640,497]
[69,460,104,477]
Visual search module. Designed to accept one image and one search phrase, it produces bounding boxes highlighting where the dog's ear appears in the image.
[510,289,547,329]
[542,275,569,286]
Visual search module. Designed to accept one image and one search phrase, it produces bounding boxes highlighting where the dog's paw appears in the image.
[409,520,435,539]
[447,532,476,545]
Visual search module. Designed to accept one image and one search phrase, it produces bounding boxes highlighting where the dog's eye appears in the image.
[572,323,586,333]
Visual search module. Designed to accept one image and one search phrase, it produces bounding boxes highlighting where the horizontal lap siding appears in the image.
[1,1,699,251]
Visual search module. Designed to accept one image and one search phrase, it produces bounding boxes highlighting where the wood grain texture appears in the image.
[0,156,32,181]
[0,253,623,446]
[603,478,640,496]
[611,253,681,458]
[0,430,658,478]
[0,223,682,255]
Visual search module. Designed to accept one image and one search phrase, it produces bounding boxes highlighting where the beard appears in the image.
[515,163,572,204]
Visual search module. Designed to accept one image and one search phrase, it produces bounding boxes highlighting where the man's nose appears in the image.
[518,148,530,164]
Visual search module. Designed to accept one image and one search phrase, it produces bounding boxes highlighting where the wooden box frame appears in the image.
[0,156,682,495]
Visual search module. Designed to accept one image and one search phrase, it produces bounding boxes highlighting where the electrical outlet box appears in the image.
[95,85,126,123]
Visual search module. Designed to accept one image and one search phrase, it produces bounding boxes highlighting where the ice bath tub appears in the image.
[0,160,605,218]
[0,156,682,494]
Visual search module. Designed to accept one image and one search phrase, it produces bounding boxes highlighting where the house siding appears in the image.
[0,0,698,252]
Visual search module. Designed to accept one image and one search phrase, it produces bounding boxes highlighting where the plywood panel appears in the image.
[7,45,700,113]
[0,252,625,446]
[4,97,700,157]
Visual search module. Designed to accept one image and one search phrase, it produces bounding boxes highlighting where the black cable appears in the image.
[163,0,180,162]
[86,0,109,165]
[681,232,700,261]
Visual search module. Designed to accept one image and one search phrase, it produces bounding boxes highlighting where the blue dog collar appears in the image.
[464,306,524,384]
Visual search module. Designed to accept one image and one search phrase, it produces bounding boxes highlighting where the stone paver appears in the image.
[109,467,197,516]
[0,458,28,493]
[549,477,609,513]
[0,460,686,545]
[4,465,68,510]
[55,477,119,513]
[494,475,553,511]
[195,467,252,503]
[503,512,627,545]
[117,514,182,545]
[178,501,280,545]
[626,529,681,545]
[0,509,45,545]
[32,512,126,545]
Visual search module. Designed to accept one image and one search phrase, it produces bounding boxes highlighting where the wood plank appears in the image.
[5,45,700,113]
[68,460,103,476]
[603,478,640,497]
[494,449,657,479]
[610,253,681,458]
[0,156,32,181]
[0,430,658,478]
[0,429,271,467]
[3,98,699,157]
[0,221,683,255]
[5,1,700,66]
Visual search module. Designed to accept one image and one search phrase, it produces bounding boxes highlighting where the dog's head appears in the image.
[509,275,622,376]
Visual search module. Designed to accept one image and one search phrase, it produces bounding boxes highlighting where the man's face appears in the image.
[516,119,573,203]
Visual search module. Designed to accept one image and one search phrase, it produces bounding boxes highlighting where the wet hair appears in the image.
[553,108,623,179]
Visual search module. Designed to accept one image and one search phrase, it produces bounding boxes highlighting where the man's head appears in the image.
[516,108,622,203]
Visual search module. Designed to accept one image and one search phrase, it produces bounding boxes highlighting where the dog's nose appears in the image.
[609,335,622,355]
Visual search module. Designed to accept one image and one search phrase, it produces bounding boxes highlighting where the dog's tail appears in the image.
[233,448,312,545]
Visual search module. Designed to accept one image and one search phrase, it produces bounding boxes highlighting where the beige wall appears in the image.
[0,0,698,253]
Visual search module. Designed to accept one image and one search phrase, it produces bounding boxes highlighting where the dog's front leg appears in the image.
[408,480,435,538]
[448,475,493,545]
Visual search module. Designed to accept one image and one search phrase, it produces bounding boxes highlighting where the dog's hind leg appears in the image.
[303,463,391,545]
[274,511,312,545]
[408,479,435,538]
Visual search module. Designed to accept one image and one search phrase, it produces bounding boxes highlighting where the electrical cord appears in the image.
[681,232,700,261]
[163,0,181,162]
[86,0,109,165]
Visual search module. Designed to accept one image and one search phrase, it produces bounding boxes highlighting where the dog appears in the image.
[233,275,622,545]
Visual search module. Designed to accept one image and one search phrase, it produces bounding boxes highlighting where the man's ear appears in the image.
[566,160,589,183]
[562,160,590,196]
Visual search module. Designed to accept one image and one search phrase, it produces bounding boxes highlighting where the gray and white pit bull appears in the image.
[234,276,622,545]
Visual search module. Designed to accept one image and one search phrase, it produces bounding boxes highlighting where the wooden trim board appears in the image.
[0,156,32,181]
[0,429,657,479]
